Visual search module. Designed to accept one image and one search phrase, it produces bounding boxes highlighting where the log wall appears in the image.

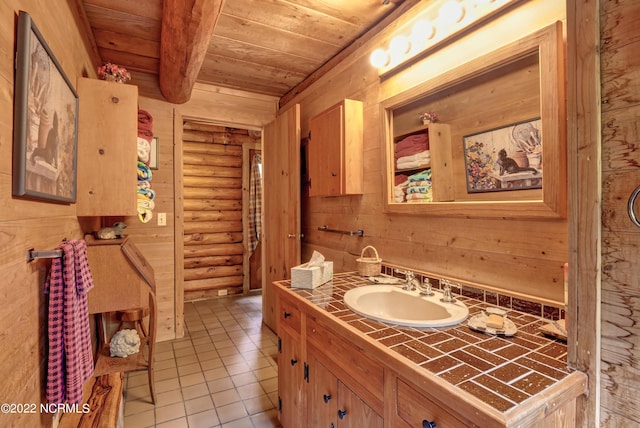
[181,122,260,301]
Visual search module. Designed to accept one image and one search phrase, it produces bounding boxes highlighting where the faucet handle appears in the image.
[419,277,434,296]
[439,279,457,303]
[395,269,415,290]
[394,269,414,280]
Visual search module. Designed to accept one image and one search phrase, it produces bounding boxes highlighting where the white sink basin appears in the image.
[343,285,469,328]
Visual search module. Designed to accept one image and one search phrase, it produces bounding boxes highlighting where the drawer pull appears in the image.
[422,420,437,428]
[338,409,347,419]
[290,358,298,366]
[323,394,332,403]
[283,311,292,319]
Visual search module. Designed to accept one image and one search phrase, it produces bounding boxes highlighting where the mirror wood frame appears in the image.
[380,21,566,219]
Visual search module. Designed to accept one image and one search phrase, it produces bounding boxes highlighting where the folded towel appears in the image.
[137,198,155,223]
[138,109,153,126]
[397,151,430,169]
[137,187,156,200]
[395,138,429,159]
[138,110,154,142]
[407,185,431,194]
[137,161,152,181]
[396,133,429,152]
[408,169,431,182]
[394,174,409,186]
[406,193,432,202]
[138,126,153,143]
[137,137,151,164]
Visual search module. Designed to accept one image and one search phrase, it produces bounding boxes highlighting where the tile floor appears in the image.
[123,293,282,428]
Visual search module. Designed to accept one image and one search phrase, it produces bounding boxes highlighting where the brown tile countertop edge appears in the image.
[274,272,588,427]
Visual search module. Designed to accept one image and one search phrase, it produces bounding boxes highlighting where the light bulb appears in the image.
[370,48,389,68]
[389,35,411,55]
[411,19,436,41]
[438,1,465,25]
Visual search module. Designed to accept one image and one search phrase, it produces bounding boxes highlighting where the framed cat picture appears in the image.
[13,11,79,203]
[463,118,543,193]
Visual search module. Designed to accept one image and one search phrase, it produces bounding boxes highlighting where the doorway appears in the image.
[181,120,261,301]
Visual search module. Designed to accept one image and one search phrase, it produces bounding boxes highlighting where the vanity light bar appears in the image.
[371,0,516,76]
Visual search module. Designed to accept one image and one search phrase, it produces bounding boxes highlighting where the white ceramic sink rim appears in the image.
[343,285,469,328]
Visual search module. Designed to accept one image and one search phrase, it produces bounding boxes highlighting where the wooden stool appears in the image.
[116,307,150,341]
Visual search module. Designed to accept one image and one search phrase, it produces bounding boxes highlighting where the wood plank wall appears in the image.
[182,122,261,301]
[0,2,96,427]
[282,2,568,305]
[599,1,640,425]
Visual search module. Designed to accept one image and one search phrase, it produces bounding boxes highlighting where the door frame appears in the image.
[242,142,262,294]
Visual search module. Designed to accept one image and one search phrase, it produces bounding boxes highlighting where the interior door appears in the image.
[262,104,301,330]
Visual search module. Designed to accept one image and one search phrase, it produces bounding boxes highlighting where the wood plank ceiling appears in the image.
[78,0,413,103]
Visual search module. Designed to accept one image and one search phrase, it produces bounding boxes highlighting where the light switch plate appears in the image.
[157,212,166,226]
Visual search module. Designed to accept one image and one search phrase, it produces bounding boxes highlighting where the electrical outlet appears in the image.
[157,212,167,226]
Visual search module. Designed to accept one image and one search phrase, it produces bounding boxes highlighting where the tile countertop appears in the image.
[277,272,586,414]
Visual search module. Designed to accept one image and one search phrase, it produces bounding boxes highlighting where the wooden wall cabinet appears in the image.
[381,22,566,219]
[77,77,138,216]
[308,99,363,196]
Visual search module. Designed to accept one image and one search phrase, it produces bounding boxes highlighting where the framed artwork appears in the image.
[463,118,543,193]
[149,137,159,170]
[13,11,79,203]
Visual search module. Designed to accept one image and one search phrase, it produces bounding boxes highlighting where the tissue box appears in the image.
[291,261,333,289]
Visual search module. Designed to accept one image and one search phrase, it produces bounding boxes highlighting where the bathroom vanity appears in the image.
[274,273,586,428]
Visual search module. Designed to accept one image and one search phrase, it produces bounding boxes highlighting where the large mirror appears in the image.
[381,22,566,219]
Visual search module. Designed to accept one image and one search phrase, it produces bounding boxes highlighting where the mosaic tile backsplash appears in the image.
[283,272,573,413]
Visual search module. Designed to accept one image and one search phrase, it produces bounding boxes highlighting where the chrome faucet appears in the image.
[439,279,457,303]
[417,277,434,296]
[395,269,417,291]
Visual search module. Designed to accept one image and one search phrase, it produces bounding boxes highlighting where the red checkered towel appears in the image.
[44,240,95,405]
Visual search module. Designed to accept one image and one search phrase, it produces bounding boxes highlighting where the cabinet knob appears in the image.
[283,311,291,319]
[288,234,296,238]
[323,394,332,403]
[331,172,337,176]
[422,421,437,428]
[338,409,347,419]
[111,96,119,104]
[290,358,298,366]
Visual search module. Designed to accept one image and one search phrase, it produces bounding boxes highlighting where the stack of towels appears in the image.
[137,110,155,223]
[395,133,430,170]
[394,169,433,203]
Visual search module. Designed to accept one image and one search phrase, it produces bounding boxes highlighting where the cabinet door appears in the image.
[308,355,338,427]
[263,104,301,330]
[309,103,342,196]
[396,377,471,428]
[278,329,304,428]
[337,381,383,428]
[308,99,363,197]
[76,77,138,216]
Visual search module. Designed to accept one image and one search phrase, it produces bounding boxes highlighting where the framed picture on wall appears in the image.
[12,10,79,203]
[463,118,543,193]
[149,137,159,170]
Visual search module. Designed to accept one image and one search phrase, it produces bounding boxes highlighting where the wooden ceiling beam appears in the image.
[160,0,225,104]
